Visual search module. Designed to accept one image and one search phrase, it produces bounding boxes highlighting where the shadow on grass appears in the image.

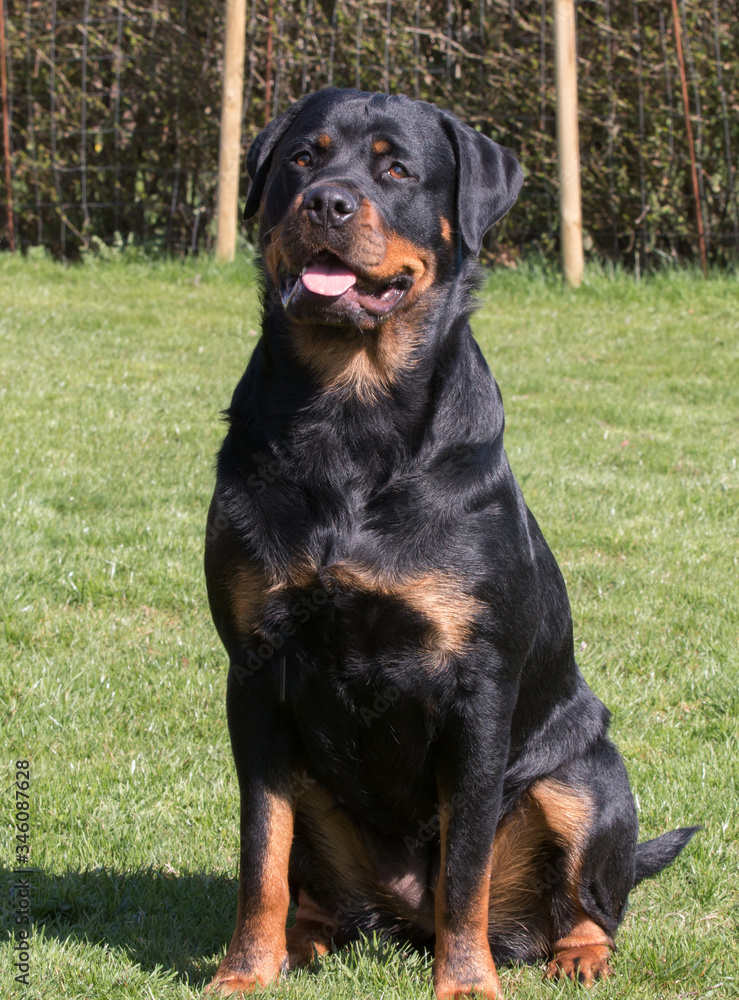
[0,865,238,987]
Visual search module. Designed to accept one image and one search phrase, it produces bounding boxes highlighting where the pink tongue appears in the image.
[302,260,357,297]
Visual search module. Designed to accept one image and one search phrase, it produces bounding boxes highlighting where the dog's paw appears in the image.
[204,954,289,996]
[436,987,502,1000]
[434,935,503,1000]
[434,968,503,999]
[284,890,336,969]
[204,974,257,997]
[285,925,331,969]
[435,982,502,1000]
[544,944,614,987]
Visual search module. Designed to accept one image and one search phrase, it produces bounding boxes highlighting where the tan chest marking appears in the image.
[320,562,484,660]
[229,558,483,663]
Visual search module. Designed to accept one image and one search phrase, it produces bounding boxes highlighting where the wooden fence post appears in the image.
[553,0,583,287]
[216,0,247,262]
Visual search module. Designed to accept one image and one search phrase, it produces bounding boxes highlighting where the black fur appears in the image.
[204,89,695,997]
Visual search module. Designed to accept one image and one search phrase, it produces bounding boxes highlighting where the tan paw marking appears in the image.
[545,944,614,986]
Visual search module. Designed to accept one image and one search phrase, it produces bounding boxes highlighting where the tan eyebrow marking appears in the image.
[372,138,392,155]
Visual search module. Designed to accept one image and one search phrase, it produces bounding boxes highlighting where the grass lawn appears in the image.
[1,253,737,999]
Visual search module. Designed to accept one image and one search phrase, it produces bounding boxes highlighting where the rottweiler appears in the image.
[204,89,696,999]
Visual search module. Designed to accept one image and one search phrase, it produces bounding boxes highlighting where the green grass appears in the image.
[1,253,737,999]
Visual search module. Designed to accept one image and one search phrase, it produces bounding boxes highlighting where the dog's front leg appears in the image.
[433,697,509,1000]
[207,663,295,996]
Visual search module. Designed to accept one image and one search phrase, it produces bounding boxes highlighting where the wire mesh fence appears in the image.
[1,0,738,265]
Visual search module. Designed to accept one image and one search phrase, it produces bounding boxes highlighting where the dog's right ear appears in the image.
[243,92,325,220]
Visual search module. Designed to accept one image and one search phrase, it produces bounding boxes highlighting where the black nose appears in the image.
[303,185,358,228]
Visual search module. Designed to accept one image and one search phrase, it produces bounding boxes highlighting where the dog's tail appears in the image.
[632,826,700,887]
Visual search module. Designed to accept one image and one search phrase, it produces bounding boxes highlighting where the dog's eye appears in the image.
[387,163,409,180]
[294,152,312,168]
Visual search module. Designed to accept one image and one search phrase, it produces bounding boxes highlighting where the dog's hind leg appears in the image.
[533,739,638,986]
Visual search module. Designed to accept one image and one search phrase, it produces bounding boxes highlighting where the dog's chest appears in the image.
[248,551,475,815]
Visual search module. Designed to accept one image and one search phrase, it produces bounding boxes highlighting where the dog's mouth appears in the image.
[280,253,411,318]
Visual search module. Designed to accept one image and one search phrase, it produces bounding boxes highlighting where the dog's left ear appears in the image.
[441,114,523,255]
[243,91,323,219]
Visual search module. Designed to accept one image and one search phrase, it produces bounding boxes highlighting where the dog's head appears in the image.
[245,89,523,334]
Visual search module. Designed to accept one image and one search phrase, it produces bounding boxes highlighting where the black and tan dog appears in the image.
[204,89,696,999]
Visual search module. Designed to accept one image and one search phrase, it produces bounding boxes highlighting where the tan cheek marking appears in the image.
[372,138,392,155]
[440,216,452,244]
[360,205,438,307]
[316,132,332,149]
[374,231,435,289]
[352,198,394,267]
[358,204,436,292]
